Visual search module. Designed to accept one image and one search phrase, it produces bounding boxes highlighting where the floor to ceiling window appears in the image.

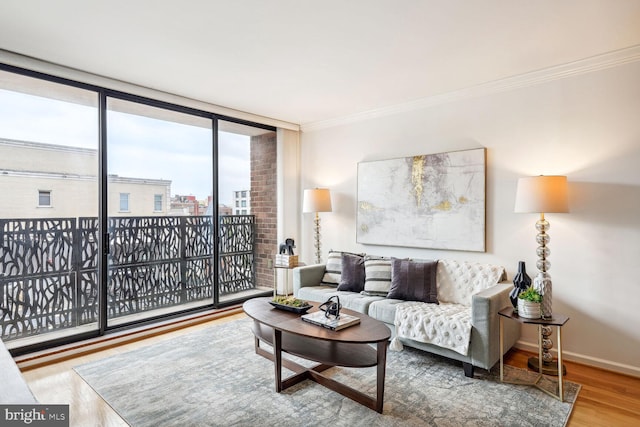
[105,97,215,326]
[218,121,276,304]
[0,65,275,352]
[0,69,100,347]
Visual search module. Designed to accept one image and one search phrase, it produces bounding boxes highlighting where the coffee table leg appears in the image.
[376,340,388,413]
[273,329,282,392]
[499,316,504,382]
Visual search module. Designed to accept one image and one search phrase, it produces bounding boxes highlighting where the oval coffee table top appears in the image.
[243,297,391,344]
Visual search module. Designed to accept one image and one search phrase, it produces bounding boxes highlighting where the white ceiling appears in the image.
[1,0,640,127]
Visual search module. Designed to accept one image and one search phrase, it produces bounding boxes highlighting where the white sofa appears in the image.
[293,253,521,377]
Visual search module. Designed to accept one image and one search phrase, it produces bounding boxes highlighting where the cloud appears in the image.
[1,89,253,204]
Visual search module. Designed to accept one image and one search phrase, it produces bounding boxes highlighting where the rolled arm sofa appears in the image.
[293,251,520,377]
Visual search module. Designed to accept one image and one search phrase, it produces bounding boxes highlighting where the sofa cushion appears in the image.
[388,258,439,304]
[363,255,393,294]
[296,285,384,313]
[367,298,406,324]
[321,251,343,285]
[337,252,365,292]
[436,259,506,306]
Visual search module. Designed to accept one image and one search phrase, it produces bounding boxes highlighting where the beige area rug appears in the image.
[75,317,580,426]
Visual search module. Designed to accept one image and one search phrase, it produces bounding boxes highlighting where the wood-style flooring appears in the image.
[14,311,640,426]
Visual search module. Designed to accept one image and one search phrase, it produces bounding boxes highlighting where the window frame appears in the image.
[0,61,277,355]
[119,192,130,212]
[154,194,163,212]
[38,190,52,207]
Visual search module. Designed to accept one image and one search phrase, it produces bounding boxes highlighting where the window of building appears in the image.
[38,190,52,207]
[119,193,130,212]
[235,200,239,207]
[241,191,247,198]
[241,200,246,207]
[241,209,247,214]
[154,194,163,211]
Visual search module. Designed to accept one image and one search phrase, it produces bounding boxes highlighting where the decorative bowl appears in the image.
[269,300,313,314]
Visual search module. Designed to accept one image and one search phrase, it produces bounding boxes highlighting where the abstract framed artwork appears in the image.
[357,148,486,252]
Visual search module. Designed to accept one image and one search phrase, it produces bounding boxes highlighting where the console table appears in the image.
[498,307,569,402]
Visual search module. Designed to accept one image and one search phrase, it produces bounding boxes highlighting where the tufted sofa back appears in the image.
[436,259,507,306]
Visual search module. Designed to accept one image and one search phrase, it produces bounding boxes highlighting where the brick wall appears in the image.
[250,132,277,290]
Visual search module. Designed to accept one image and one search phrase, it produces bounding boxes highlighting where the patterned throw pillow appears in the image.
[388,258,439,304]
[321,251,344,286]
[363,256,393,295]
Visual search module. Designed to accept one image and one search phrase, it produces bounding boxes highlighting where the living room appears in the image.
[1,1,640,426]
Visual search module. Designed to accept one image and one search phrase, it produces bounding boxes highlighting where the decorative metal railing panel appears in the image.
[0,215,255,341]
[219,215,255,294]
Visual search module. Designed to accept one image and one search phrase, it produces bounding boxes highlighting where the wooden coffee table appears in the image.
[243,297,391,413]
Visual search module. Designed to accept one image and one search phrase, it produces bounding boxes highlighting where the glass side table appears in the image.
[273,265,296,297]
[498,307,570,402]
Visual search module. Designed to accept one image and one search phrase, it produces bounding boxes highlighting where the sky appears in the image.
[0,87,251,206]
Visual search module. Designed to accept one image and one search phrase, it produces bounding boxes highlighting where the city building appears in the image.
[0,138,171,218]
[232,190,250,215]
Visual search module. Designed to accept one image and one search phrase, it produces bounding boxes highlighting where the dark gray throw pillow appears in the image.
[337,252,366,292]
[387,258,439,304]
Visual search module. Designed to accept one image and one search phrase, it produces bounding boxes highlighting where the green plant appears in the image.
[273,295,308,307]
[518,286,542,303]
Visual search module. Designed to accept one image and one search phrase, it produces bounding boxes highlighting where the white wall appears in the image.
[276,128,301,294]
[299,60,640,376]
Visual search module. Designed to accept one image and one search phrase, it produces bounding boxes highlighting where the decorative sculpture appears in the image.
[510,261,532,309]
[319,295,341,318]
[278,238,296,256]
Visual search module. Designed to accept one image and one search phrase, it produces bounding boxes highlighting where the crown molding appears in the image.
[301,44,640,133]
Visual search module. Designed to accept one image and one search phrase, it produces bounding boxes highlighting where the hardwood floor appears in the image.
[15,312,640,427]
[503,351,640,426]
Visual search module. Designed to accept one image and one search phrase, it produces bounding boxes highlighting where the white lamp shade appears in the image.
[303,188,332,213]
[514,176,569,213]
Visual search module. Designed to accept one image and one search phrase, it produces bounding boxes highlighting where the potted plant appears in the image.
[517,286,542,319]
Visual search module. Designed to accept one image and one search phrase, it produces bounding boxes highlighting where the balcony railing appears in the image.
[0,215,255,341]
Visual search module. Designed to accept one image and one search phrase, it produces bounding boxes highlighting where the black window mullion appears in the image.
[98,91,108,335]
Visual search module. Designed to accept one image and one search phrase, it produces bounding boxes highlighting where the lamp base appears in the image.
[527,356,566,376]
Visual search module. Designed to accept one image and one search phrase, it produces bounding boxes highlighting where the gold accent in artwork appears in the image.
[434,200,452,211]
[411,155,425,207]
[359,201,374,211]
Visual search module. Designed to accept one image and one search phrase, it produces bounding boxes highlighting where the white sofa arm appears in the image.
[469,282,521,370]
[293,264,326,296]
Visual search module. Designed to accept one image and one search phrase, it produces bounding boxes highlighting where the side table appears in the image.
[499,307,570,402]
[273,265,296,296]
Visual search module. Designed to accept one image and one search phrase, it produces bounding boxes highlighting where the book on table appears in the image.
[301,310,360,331]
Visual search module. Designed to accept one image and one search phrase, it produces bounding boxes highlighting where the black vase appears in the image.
[510,261,532,308]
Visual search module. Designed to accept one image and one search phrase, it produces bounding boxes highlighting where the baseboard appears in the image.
[14,306,244,371]
[514,340,640,379]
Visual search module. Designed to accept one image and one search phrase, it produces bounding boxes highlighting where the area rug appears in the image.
[74,317,580,426]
